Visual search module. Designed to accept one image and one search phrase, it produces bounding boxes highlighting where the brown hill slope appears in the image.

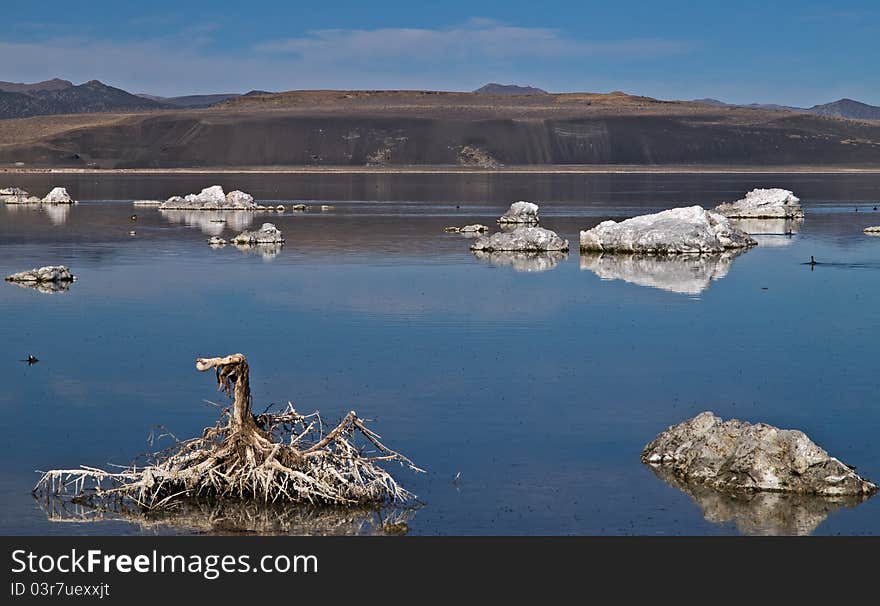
[1,90,879,168]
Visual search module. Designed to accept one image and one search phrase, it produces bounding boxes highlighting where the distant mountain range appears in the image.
[473,83,548,95]
[692,97,880,120]
[0,79,166,118]
[1,77,879,121]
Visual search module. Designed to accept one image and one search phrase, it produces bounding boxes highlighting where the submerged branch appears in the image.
[35,354,422,519]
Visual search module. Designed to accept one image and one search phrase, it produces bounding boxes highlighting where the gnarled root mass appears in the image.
[34,354,422,515]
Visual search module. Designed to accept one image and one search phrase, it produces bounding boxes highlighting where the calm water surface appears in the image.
[1,173,879,535]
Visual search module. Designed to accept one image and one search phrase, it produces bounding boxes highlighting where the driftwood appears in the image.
[34,354,422,516]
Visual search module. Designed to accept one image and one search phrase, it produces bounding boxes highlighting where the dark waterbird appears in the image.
[22,355,39,365]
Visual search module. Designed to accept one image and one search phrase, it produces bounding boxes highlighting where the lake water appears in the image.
[1,172,879,535]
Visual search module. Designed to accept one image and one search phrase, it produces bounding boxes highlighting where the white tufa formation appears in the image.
[579,206,756,253]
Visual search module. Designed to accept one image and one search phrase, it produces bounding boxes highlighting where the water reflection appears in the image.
[579,250,746,295]
[43,204,71,225]
[473,250,568,272]
[649,467,870,536]
[3,202,71,225]
[160,210,255,235]
[233,243,283,260]
[35,495,415,535]
[5,280,74,294]
[731,217,803,248]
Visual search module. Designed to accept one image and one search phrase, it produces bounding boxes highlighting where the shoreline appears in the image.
[3,164,880,175]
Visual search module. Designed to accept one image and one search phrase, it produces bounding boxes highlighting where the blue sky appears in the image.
[2,0,879,105]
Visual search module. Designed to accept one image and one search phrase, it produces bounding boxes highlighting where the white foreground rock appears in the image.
[642,411,877,497]
[498,201,540,225]
[579,251,743,295]
[714,188,804,219]
[471,226,568,252]
[579,206,756,253]
[42,187,75,204]
[159,186,258,210]
[5,265,76,284]
[864,226,880,234]
[232,223,284,245]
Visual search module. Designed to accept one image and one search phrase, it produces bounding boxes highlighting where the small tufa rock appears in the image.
[291,204,308,211]
[0,187,40,204]
[471,226,569,252]
[232,223,284,245]
[864,226,880,234]
[642,411,877,497]
[159,186,258,211]
[445,224,489,234]
[580,206,756,254]
[0,187,28,196]
[714,188,804,219]
[498,201,540,225]
[42,187,75,204]
[207,236,227,246]
[6,265,76,284]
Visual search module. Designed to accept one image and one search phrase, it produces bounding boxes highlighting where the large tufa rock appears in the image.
[642,411,877,497]
[6,265,76,284]
[498,201,540,225]
[42,187,75,204]
[160,186,258,211]
[471,226,569,252]
[580,206,756,254]
[714,188,804,219]
[232,223,284,245]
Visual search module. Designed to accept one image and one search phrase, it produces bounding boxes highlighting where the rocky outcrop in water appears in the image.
[473,250,567,272]
[580,206,756,253]
[445,224,490,234]
[579,251,743,294]
[642,411,877,497]
[864,226,880,234]
[0,186,32,201]
[42,187,75,204]
[714,188,804,219]
[471,226,568,252]
[232,223,284,245]
[159,186,258,210]
[498,201,540,225]
[1,187,59,204]
[6,265,76,285]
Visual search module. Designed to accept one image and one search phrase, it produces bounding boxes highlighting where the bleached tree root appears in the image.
[34,354,422,515]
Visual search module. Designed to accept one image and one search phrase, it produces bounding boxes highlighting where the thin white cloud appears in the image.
[255,20,692,62]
